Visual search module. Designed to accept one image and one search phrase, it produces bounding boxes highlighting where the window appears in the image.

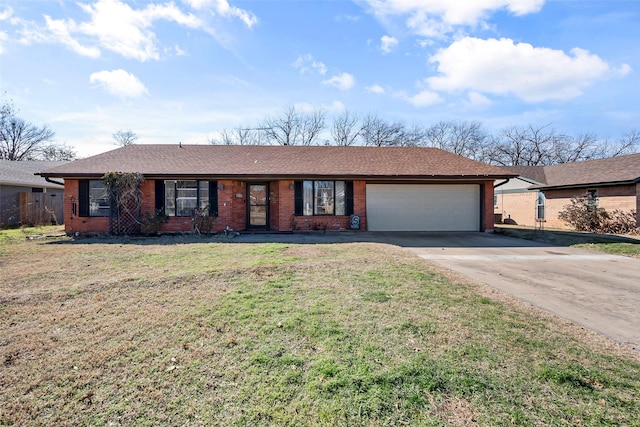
[536,192,545,220]
[78,180,110,217]
[295,181,353,216]
[158,180,217,217]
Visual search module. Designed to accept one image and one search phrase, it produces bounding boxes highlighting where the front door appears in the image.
[248,183,268,229]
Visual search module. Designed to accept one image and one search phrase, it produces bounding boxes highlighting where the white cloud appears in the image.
[182,0,257,28]
[89,69,149,98]
[323,72,356,90]
[292,54,327,75]
[380,35,398,54]
[464,91,492,109]
[75,0,201,61]
[403,89,442,107]
[0,7,12,20]
[14,0,255,61]
[43,15,101,58]
[366,84,385,94]
[427,37,619,102]
[0,31,7,54]
[0,9,10,54]
[364,0,545,38]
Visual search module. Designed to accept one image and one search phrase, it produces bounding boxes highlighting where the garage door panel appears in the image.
[366,184,480,231]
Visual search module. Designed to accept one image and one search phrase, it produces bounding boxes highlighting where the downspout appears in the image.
[493,178,511,189]
[44,176,65,186]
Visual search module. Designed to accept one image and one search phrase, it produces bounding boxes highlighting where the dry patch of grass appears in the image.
[1,233,639,426]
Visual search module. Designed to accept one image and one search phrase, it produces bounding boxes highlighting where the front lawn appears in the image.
[574,242,640,258]
[1,232,638,426]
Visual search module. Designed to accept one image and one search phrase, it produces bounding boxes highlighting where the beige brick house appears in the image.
[38,144,514,235]
[495,153,640,228]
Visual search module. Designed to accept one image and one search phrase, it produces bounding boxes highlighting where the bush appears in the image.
[559,195,639,235]
[600,209,639,235]
[141,209,168,235]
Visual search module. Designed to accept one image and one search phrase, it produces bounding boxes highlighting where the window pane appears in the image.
[199,181,209,212]
[176,180,197,216]
[303,181,313,216]
[314,181,334,215]
[89,180,110,217]
[164,181,176,216]
[536,193,545,220]
[335,181,345,216]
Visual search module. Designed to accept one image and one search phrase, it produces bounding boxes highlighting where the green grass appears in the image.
[1,233,639,426]
[0,224,65,242]
[574,242,640,258]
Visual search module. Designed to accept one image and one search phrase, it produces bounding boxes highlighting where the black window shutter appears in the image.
[155,180,165,213]
[209,181,218,216]
[345,181,354,216]
[294,181,303,216]
[78,180,89,217]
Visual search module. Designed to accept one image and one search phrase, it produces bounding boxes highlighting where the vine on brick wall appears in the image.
[102,171,144,235]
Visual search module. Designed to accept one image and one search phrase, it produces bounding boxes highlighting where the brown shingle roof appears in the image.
[39,144,513,180]
[0,160,68,187]
[512,153,640,189]
[501,166,547,185]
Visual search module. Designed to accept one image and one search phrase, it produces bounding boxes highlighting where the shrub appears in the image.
[558,194,608,232]
[559,194,639,235]
[141,209,168,235]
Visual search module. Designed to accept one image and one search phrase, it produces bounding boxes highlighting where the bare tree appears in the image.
[331,111,361,146]
[398,122,428,147]
[425,120,487,158]
[600,129,640,158]
[359,113,405,147]
[261,105,326,145]
[40,143,76,161]
[209,126,264,145]
[113,129,138,147]
[486,124,566,166]
[485,124,639,166]
[0,101,57,161]
[299,108,326,145]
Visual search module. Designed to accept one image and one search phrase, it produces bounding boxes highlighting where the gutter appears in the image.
[530,177,640,191]
[493,178,510,189]
[44,176,65,186]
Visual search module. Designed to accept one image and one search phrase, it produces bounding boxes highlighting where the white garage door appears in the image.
[366,184,480,231]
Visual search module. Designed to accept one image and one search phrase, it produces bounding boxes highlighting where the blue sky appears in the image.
[1,0,638,157]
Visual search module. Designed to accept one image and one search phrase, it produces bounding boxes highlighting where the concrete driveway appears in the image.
[397,232,640,350]
[235,231,639,349]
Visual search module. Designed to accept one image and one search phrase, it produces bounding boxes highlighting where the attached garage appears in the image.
[366,184,481,231]
[39,145,513,235]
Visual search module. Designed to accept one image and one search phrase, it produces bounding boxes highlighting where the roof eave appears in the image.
[40,172,516,181]
[531,177,640,191]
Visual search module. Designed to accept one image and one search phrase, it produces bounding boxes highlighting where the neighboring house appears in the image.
[495,153,640,228]
[0,160,67,227]
[38,144,515,235]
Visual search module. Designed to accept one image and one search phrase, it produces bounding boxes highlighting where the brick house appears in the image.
[38,144,514,234]
[495,153,640,228]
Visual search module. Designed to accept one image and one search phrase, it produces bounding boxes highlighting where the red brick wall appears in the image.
[482,181,494,231]
[288,180,367,231]
[274,180,295,231]
[63,179,110,234]
[354,180,367,231]
[65,178,504,234]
